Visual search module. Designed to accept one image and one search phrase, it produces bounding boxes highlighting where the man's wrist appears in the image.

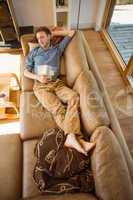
[68,30,75,37]
[51,30,75,37]
[51,30,64,37]
[34,74,38,80]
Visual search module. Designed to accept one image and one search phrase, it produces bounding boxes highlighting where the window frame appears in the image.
[100,0,133,87]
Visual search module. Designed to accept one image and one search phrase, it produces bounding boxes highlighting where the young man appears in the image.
[24,26,95,155]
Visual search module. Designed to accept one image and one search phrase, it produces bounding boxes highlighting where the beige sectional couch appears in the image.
[0,32,133,200]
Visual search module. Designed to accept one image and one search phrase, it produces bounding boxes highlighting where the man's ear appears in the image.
[47,34,51,42]
[49,34,52,39]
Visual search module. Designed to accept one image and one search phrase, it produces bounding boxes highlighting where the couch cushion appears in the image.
[90,126,133,200]
[64,32,88,87]
[23,139,97,200]
[33,128,95,194]
[22,193,97,200]
[0,134,22,200]
[28,42,39,51]
[20,91,57,140]
[23,139,41,199]
[74,71,110,135]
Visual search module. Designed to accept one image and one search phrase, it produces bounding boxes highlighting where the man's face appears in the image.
[36,31,50,49]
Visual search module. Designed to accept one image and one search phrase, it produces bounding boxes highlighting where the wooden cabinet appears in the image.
[0,0,20,43]
[52,0,93,30]
[53,0,70,28]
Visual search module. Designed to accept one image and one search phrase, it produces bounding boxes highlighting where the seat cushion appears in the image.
[90,126,133,200]
[23,139,97,199]
[23,139,41,199]
[33,128,94,194]
[74,71,110,135]
[0,134,22,200]
[20,91,57,140]
[22,193,97,200]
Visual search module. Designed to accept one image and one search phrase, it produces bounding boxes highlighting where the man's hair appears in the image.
[34,26,51,41]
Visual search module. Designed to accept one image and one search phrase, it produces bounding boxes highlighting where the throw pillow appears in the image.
[28,42,39,51]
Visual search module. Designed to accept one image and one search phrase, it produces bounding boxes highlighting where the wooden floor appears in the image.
[108,24,133,64]
[83,29,133,158]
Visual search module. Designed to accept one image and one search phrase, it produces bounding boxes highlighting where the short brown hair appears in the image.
[33,26,51,42]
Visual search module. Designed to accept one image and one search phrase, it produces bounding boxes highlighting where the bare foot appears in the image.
[79,139,96,153]
[64,133,87,155]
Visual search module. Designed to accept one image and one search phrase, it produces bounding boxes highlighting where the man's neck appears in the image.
[41,43,50,50]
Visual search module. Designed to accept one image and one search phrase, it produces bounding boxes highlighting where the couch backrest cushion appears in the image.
[90,126,133,200]
[73,71,110,135]
[21,34,34,56]
[64,32,89,87]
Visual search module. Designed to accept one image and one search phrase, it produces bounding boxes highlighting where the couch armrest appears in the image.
[90,126,133,200]
[20,54,34,92]
[0,134,22,200]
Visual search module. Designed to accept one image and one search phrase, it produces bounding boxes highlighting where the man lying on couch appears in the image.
[24,26,95,155]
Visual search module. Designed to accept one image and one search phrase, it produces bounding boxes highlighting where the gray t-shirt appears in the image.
[25,36,71,78]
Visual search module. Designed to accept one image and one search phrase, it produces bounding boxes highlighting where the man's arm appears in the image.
[24,69,37,80]
[52,29,75,55]
[24,69,50,83]
[24,48,50,83]
[51,29,75,38]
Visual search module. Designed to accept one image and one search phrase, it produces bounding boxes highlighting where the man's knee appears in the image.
[33,86,42,98]
[71,91,79,100]
[33,83,39,95]
[68,92,80,106]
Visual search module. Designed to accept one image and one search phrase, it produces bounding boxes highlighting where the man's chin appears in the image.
[41,43,49,49]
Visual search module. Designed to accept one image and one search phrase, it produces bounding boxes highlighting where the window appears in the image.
[107,0,133,65]
[101,0,133,88]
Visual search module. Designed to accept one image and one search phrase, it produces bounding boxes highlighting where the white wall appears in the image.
[70,0,99,29]
[95,0,107,31]
[12,0,54,27]
[12,0,102,29]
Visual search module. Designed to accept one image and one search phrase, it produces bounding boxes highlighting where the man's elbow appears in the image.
[24,69,29,77]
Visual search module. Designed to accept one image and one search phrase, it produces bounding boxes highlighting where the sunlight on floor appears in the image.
[0,120,20,135]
